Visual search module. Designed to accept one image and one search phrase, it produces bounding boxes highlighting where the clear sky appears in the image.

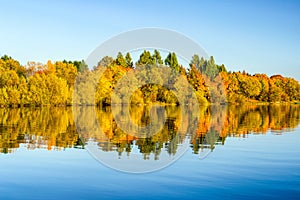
[1,0,300,80]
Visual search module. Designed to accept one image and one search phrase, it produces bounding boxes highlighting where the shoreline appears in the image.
[0,101,299,108]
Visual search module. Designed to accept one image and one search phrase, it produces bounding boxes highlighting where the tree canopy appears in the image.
[0,51,299,107]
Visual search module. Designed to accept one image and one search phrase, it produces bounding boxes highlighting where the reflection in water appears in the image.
[0,107,82,154]
[0,105,299,158]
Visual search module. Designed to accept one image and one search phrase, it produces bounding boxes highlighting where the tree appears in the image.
[78,60,88,73]
[254,74,270,101]
[190,54,201,71]
[190,55,207,73]
[1,55,26,78]
[115,52,127,67]
[7,87,20,106]
[0,52,299,107]
[165,52,179,72]
[136,50,155,66]
[0,88,8,106]
[54,61,78,87]
[125,52,133,68]
[153,49,163,65]
[268,80,282,102]
[45,74,68,105]
[239,75,262,99]
[1,55,12,61]
[27,74,47,105]
[199,57,206,73]
[187,65,208,104]
[217,64,227,72]
[97,56,114,68]
[225,72,244,103]
[27,73,68,105]
[19,77,29,105]
[205,56,219,80]
[285,78,300,101]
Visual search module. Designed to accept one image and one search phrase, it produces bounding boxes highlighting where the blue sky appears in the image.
[1,0,300,80]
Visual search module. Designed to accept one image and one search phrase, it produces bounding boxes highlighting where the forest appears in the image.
[0,50,299,107]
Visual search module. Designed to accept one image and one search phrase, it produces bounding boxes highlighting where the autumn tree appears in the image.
[187,65,208,104]
[0,51,299,106]
[0,55,26,78]
[97,56,114,68]
[254,74,270,102]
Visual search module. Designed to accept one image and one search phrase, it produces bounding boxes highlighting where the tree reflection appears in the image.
[0,105,299,158]
[0,107,80,153]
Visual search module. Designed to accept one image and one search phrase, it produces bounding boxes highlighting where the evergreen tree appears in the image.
[165,52,179,72]
[205,56,219,80]
[78,60,88,73]
[136,50,155,66]
[190,54,200,70]
[125,52,133,68]
[153,49,163,65]
[199,56,206,73]
[115,52,127,67]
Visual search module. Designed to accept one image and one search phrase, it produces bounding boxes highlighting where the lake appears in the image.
[0,105,300,199]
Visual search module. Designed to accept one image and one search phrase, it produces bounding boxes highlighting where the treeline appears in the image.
[0,55,87,106]
[0,51,299,107]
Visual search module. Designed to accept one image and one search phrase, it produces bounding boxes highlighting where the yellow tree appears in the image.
[54,61,78,104]
[45,74,68,105]
[54,61,77,87]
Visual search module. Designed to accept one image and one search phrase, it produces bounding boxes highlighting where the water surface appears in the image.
[0,105,300,199]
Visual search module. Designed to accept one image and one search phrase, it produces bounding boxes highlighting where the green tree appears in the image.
[205,56,219,80]
[190,54,201,71]
[153,49,163,65]
[217,64,227,72]
[190,55,206,73]
[115,52,127,67]
[125,52,133,68]
[136,50,155,66]
[78,60,88,73]
[165,52,179,72]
